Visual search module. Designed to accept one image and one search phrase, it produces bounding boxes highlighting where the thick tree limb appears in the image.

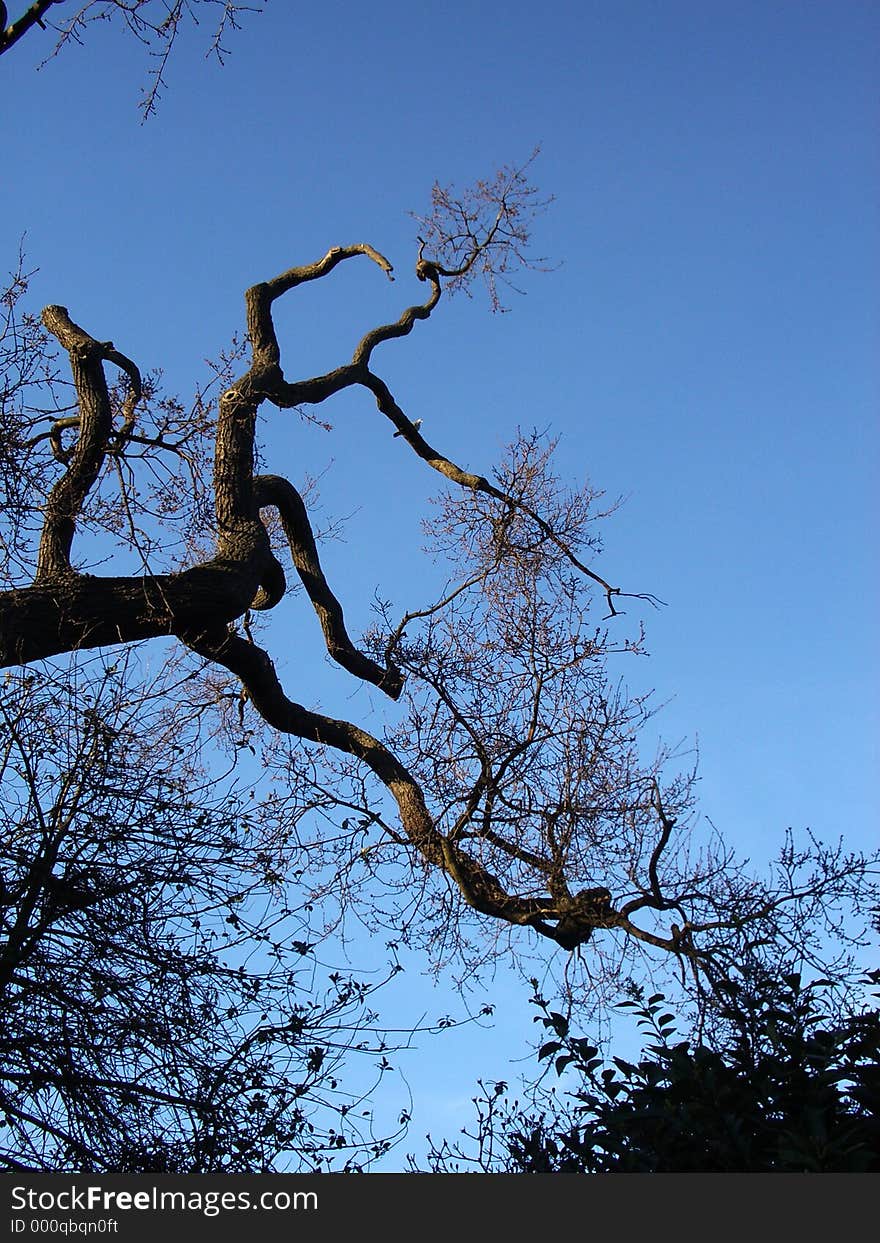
[35,306,141,581]
[0,2,56,57]
[254,474,402,698]
[181,626,624,950]
[0,558,267,666]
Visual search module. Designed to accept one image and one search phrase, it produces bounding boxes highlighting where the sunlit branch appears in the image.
[254,473,402,698]
[35,306,142,580]
[0,2,56,57]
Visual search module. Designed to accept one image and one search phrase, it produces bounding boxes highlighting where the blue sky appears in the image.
[3,0,878,1165]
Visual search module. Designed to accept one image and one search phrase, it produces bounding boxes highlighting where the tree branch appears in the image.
[36,306,140,580]
[181,625,625,950]
[0,2,57,57]
[254,473,402,698]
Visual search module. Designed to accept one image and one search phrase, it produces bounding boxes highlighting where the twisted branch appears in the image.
[254,474,402,698]
[2,236,681,959]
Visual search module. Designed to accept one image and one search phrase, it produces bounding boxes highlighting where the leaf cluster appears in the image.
[428,969,880,1172]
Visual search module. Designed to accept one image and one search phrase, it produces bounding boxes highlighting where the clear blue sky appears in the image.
[3,0,877,1166]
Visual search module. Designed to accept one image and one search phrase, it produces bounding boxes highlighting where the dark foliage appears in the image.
[426,964,880,1172]
[0,657,405,1171]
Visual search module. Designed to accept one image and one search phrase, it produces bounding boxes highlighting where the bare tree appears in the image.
[0,650,439,1172]
[0,2,267,116]
[0,160,876,1015]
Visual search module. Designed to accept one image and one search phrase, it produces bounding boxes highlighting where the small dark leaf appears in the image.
[549,1011,570,1038]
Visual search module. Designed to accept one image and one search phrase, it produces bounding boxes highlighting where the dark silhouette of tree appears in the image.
[422,963,880,1172]
[0,651,426,1171]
